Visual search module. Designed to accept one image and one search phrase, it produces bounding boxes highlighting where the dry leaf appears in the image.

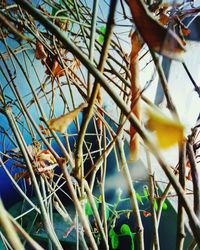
[146,108,185,148]
[159,7,169,25]
[143,211,151,217]
[14,171,29,181]
[51,59,65,78]
[130,30,144,61]
[38,5,50,16]
[129,31,143,161]
[181,27,191,37]
[127,0,185,60]
[47,103,88,133]
[36,149,56,164]
[35,40,47,60]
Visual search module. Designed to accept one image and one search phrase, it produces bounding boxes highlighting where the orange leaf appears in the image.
[47,103,88,133]
[181,27,191,37]
[129,31,143,161]
[37,149,56,164]
[159,11,169,25]
[143,211,151,217]
[51,59,65,78]
[14,171,29,181]
[35,41,47,60]
[127,0,185,60]
[130,31,144,62]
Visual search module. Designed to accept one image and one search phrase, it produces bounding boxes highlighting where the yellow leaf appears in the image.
[146,108,185,148]
[47,103,87,133]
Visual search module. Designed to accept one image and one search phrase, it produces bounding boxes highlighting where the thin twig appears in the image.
[117,135,144,249]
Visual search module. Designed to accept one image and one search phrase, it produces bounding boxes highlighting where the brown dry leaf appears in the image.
[14,171,29,181]
[35,41,47,60]
[127,0,185,60]
[70,57,80,71]
[47,103,88,133]
[39,124,51,137]
[129,31,143,161]
[55,19,70,31]
[181,27,191,36]
[36,149,56,164]
[159,7,169,25]
[51,59,65,78]
[38,5,50,16]
[130,30,144,62]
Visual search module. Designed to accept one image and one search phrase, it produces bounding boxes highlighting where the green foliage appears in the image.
[154,199,158,211]
[136,192,143,204]
[109,228,119,249]
[162,202,168,210]
[109,224,135,250]
[120,224,131,235]
[85,199,99,216]
[143,186,149,200]
[98,26,106,43]
[106,204,110,221]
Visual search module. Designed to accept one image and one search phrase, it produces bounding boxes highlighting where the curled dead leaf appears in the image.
[47,103,88,133]
[127,0,186,60]
[159,7,169,25]
[35,40,47,60]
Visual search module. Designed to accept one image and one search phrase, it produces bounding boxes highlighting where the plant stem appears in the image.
[75,0,118,180]
[84,180,109,250]
[117,135,144,250]
[0,199,24,250]
[12,0,200,245]
[3,108,63,250]
[146,150,160,250]
[59,159,98,250]
[87,0,98,97]
[176,142,186,250]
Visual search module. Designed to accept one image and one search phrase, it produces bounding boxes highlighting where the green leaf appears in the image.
[109,228,115,238]
[98,26,106,43]
[109,228,119,249]
[85,201,93,216]
[111,234,119,249]
[136,192,143,204]
[143,186,149,200]
[162,202,168,210]
[154,199,158,211]
[106,204,110,221]
[85,199,99,216]
[120,224,131,235]
[130,233,136,250]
